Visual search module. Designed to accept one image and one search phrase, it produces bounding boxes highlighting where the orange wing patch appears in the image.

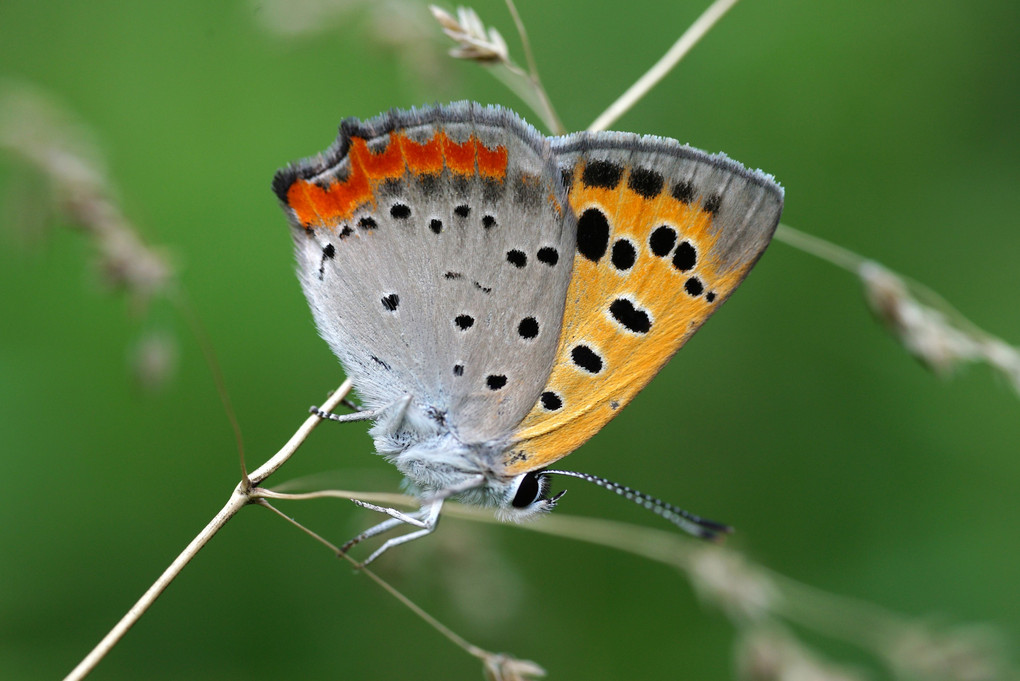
[505,161,755,474]
[284,131,508,230]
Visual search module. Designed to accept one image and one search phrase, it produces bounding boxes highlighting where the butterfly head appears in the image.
[380,432,564,521]
[501,469,566,520]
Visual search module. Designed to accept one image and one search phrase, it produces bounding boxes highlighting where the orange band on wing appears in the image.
[400,133,444,175]
[357,134,405,179]
[476,140,508,179]
[284,131,507,230]
[440,132,477,175]
[286,171,372,229]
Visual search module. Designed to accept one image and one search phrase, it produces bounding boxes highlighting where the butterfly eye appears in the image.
[510,471,549,509]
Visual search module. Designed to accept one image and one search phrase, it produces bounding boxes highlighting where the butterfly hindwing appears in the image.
[274,103,575,444]
[504,132,784,473]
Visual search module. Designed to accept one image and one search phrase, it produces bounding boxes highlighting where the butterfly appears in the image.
[273,102,783,563]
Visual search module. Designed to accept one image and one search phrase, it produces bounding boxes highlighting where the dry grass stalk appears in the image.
[0,83,173,309]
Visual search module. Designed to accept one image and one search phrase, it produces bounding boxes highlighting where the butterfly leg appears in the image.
[309,405,381,423]
[341,474,485,564]
[340,498,439,553]
[351,499,434,527]
[340,397,364,412]
[360,499,445,566]
[342,498,444,567]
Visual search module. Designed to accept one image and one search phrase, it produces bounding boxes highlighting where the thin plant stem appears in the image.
[63,491,247,681]
[249,378,354,486]
[257,498,346,554]
[439,503,1014,676]
[444,502,701,566]
[777,223,1009,355]
[170,288,249,482]
[63,379,355,681]
[588,0,741,132]
[503,0,565,135]
[775,223,864,274]
[358,563,492,662]
[257,488,414,508]
[487,63,557,132]
[256,498,499,665]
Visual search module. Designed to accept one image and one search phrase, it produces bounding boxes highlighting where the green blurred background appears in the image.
[1,0,1018,679]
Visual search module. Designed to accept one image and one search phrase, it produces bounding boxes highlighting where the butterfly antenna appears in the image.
[543,470,733,541]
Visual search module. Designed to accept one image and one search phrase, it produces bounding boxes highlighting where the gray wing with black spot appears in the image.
[275,103,576,445]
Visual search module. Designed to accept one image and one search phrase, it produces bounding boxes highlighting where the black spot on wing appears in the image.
[702,193,722,215]
[628,167,664,198]
[571,344,604,374]
[540,391,562,411]
[390,203,411,220]
[486,374,508,390]
[672,180,695,204]
[611,239,636,271]
[649,226,677,257]
[583,160,623,189]
[318,243,335,280]
[672,241,697,272]
[537,246,559,266]
[609,298,651,334]
[517,317,539,339]
[576,208,610,262]
[506,249,527,268]
[381,293,399,312]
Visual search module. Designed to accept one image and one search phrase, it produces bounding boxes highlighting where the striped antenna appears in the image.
[544,469,732,541]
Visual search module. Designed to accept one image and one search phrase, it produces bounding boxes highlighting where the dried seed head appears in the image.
[430,5,509,63]
[860,261,1020,394]
[482,653,546,681]
[737,628,867,681]
[689,546,777,623]
[886,624,1008,681]
[860,261,974,374]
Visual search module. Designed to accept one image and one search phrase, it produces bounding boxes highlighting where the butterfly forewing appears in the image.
[275,103,575,444]
[505,133,783,473]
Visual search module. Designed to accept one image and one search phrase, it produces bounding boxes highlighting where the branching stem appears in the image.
[63,379,355,681]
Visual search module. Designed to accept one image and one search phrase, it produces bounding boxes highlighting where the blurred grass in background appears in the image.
[1,0,1017,679]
